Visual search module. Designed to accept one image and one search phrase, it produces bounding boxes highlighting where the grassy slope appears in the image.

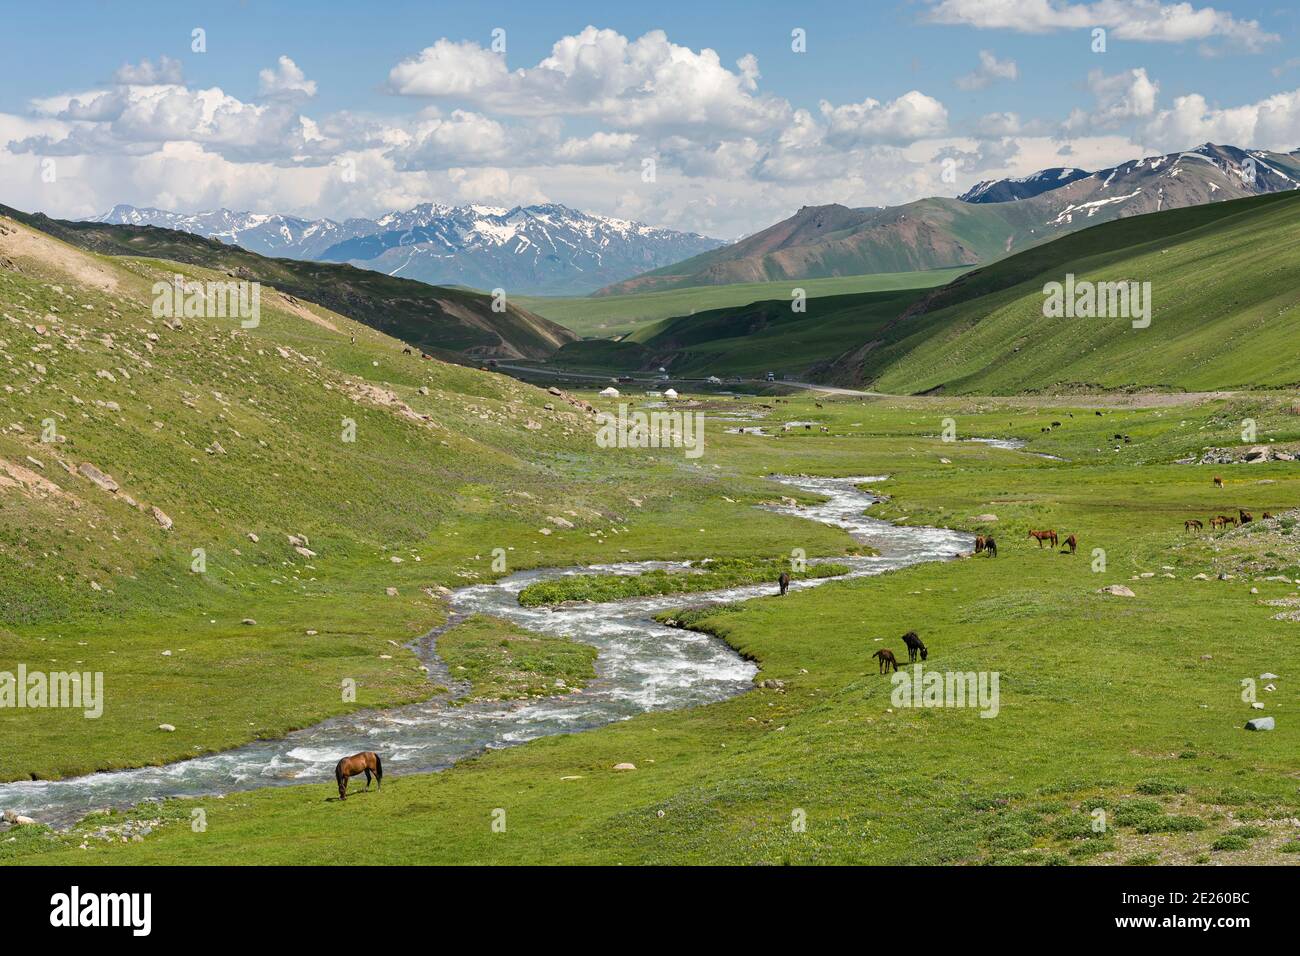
[835,191,1300,393]
[517,268,968,338]
[0,204,576,360]
[0,215,853,782]
[551,287,934,378]
[11,390,1300,865]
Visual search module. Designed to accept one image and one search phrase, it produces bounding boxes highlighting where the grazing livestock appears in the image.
[1263,512,1274,520]
[401,346,413,355]
[901,631,928,663]
[1185,519,1203,532]
[1029,529,1059,549]
[335,751,383,801]
[778,571,790,596]
[873,648,899,674]
[1210,515,1226,530]
[1062,534,1077,554]
[1213,475,1224,488]
[984,536,998,557]
[1239,509,1253,524]
[974,535,987,554]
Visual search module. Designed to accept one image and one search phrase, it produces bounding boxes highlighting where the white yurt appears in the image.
[663,388,679,399]
[598,386,620,398]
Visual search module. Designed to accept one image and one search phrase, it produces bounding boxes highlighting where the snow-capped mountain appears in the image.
[959,145,1300,209]
[91,202,724,295]
[958,167,1091,203]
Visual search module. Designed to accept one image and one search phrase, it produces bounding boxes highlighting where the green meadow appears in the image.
[6,379,1300,865]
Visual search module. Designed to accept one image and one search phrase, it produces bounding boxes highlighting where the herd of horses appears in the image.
[1186,477,1274,532]
[1185,508,1272,532]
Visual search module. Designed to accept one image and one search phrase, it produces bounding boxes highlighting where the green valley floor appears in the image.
[5,388,1300,865]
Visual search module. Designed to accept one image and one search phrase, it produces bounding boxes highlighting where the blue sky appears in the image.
[1,0,1296,236]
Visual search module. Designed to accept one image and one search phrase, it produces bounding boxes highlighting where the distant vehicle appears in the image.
[765,371,776,382]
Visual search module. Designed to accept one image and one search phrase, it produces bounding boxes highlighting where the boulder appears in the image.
[77,462,119,493]
[612,763,637,771]
[970,514,998,523]
[1098,584,1136,597]
[158,723,176,732]
[1245,717,1275,731]
[1244,446,1271,462]
[150,506,173,531]
[241,618,256,626]
[546,515,574,529]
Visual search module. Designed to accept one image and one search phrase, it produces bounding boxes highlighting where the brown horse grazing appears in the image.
[335,751,383,801]
[1029,529,1058,549]
[984,536,997,557]
[1263,512,1274,520]
[1239,509,1253,524]
[1061,534,1077,554]
[1185,519,1203,532]
[974,535,987,554]
[1213,475,1224,488]
[1210,515,1226,530]
[778,571,790,596]
[901,631,928,663]
[873,648,899,674]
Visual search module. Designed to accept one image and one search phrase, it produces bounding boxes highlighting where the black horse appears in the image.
[778,571,790,595]
[901,631,928,662]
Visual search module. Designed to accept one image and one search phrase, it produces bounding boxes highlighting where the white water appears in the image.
[0,476,970,827]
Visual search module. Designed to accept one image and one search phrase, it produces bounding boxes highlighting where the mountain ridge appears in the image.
[92,202,724,296]
[596,143,1300,296]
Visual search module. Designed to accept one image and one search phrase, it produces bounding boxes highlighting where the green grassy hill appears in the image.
[824,190,1300,393]
[551,287,926,378]
[0,204,576,361]
[515,267,967,338]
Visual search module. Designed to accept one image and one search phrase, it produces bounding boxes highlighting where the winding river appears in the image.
[0,475,970,828]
